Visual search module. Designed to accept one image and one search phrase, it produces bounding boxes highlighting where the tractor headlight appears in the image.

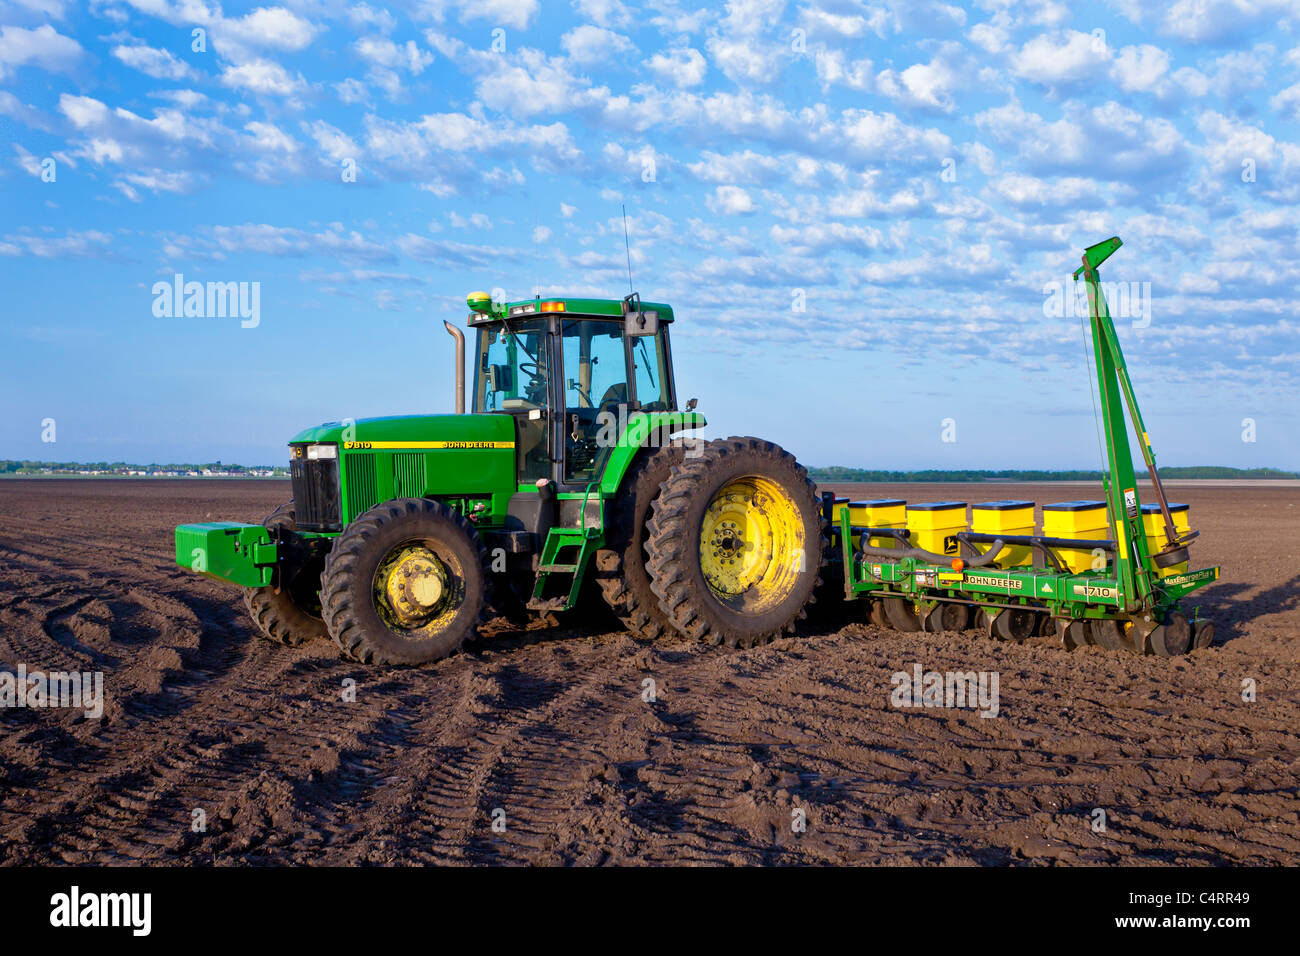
[307,443,337,460]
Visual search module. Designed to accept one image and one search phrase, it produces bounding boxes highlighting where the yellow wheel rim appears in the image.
[374,544,463,639]
[699,476,805,614]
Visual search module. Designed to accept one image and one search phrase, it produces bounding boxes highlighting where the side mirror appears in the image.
[624,309,659,337]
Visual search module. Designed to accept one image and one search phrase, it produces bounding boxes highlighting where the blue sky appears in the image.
[1,0,1298,470]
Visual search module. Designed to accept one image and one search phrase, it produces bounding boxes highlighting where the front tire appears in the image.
[320,498,490,665]
[242,501,328,647]
[646,436,823,648]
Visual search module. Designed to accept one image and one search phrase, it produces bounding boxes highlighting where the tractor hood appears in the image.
[291,413,513,446]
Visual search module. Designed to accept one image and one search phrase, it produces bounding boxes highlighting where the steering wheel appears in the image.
[598,383,629,410]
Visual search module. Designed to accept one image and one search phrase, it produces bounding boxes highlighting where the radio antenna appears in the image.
[622,204,634,297]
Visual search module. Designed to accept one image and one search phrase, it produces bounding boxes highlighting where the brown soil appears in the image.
[0,478,1297,865]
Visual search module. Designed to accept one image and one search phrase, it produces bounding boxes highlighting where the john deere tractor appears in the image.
[176,238,1221,663]
[175,292,824,664]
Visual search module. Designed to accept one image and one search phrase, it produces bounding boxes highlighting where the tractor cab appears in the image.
[468,294,677,491]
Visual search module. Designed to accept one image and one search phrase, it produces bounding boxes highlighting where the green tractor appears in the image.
[175,292,825,665]
[176,238,1221,663]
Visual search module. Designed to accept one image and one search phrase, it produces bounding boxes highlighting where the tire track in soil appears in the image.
[350,636,656,865]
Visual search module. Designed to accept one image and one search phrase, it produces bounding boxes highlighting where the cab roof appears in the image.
[468,296,674,326]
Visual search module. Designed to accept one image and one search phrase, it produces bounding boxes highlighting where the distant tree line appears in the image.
[0,460,287,476]
[809,466,1299,482]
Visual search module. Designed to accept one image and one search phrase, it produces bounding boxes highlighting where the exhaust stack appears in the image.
[443,320,465,414]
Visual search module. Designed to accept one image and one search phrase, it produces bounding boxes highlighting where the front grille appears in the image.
[290,454,341,531]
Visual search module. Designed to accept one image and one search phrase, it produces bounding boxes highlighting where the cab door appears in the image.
[559,318,631,487]
[475,320,553,484]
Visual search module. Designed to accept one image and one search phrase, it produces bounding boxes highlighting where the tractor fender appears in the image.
[598,411,707,495]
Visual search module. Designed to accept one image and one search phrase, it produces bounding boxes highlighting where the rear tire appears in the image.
[646,436,823,648]
[594,442,686,642]
[242,501,328,647]
[320,498,490,665]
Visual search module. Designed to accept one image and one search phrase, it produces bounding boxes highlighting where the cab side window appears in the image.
[630,333,668,411]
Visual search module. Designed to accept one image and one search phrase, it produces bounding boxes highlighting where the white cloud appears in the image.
[876,57,958,112]
[396,233,522,266]
[12,143,42,176]
[988,173,1099,208]
[708,185,756,214]
[0,23,82,79]
[647,46,707,88]
[115,169,191,200]
[474,49,580,116]
[976,99,1186,182]
[815,49,872,91]
[1111,44,1169,93]
[219,59,307,97]
[305,120,360,162]
[354,37,433,74]
[706,34,781,86]
[572,0,631,28]
[223,6,318,51]
[0,89,53,130]
[1158,0,1295,45]
[121,1,319,64]
[335,78,369,104]
[347,3,397,34]
[967,14,1010,55]
[448,211,491,228]
[841,110,953,162]
[244,121,298,154]
[770,221,888,254]
[1272,83,1300,121]
[1196,111,1300,183]
[204,223,391,260]
[798,3,890,39]
[1010,30,1109,86]
[112,43,196,81]
[0,229,116,259]
[561,25,634,65]
[417,0,539,31]
[687,149,782,184]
